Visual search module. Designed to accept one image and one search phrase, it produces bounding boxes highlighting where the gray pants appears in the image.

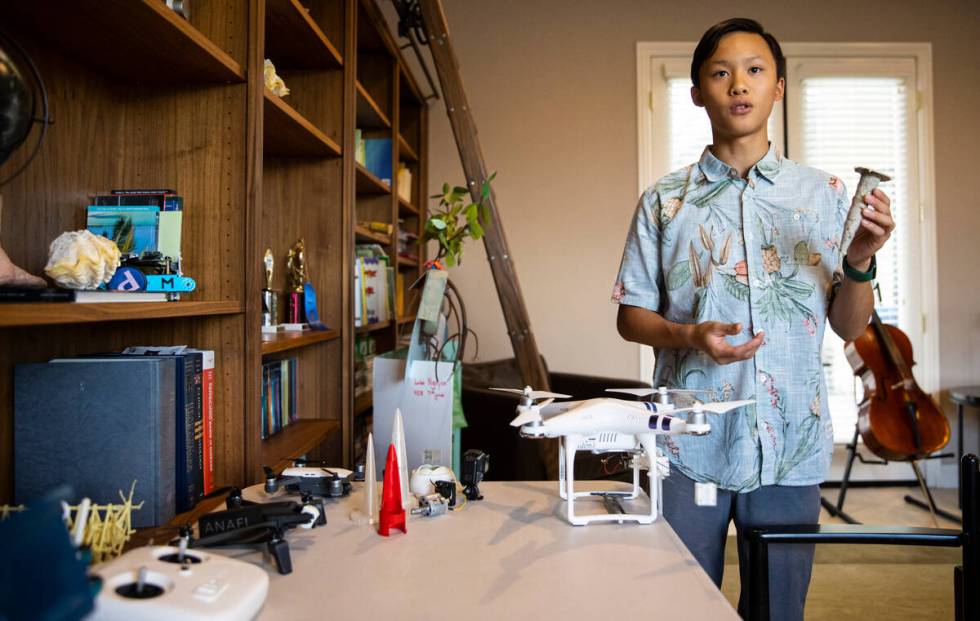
[662,469,821,621]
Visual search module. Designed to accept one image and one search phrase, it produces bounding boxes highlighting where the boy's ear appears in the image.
[691,85,704,108]
[774,77,785,103]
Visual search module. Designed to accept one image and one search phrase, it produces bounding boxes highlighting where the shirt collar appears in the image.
[697,142,784,184]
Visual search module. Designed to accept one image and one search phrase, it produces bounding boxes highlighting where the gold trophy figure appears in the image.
[285,238,307,324]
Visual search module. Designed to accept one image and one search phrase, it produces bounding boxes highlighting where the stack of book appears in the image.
[354,244,394,327]
[262,357,298,439]
[13,345,217,527]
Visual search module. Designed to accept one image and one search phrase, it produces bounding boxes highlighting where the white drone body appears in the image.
[494,387,753,526]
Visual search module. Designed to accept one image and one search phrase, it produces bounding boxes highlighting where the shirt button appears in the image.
[793,213,801,221]
[758,372,766,382]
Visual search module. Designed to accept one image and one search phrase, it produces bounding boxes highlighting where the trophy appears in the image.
[286,238,307,325]
[261,248,279,329]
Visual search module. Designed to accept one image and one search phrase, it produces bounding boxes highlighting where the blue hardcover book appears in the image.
[14,358,177,528]
[364,138,393,184]
[119,348,203,513]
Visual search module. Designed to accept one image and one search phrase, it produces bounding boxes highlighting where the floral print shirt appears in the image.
[612,143,847,491]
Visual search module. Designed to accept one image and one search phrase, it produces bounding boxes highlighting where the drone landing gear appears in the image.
[559,434,662,526]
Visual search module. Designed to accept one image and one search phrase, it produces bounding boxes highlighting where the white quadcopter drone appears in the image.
[491,386,753,526]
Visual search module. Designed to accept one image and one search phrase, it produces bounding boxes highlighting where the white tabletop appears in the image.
[227,480,738,620]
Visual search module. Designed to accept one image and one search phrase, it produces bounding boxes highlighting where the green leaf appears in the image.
[453,186,468,195]
[445,253,456,267]
[469,220,484,239]
[486,171,497,183]
[480,204,492,223]
[442,182,450,194]
[722,273,750,301]
[430,218,447,230]
[667,260,691,290]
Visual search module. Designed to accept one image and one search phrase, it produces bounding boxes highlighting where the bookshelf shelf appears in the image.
[265,0,344,70]
[355,225,391,245]
[264,89,342,157]
[0,301,244,328]
[356,81,392,129]
[354,392,372,415]
[356,319,392,334]
[398,196,419,216]
[262,419,340,472]
[261,328,341,356]
[396,315,415,325]
[398,134,419,162]
[8,0,245,84]
[398,257,419,268]
[355,163,392,194]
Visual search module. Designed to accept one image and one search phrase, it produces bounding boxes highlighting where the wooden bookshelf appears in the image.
[396,315,416,325]
[261,328,341,355]
[356,81,392,129]
[264,89,343,157]
[355,162,392,194]
[355,224,391,245]
[0,301,244,328]
[0,0,426,512]
[266,0,344,70]
[7,1,245,84]
[398,134,419,162]
[398,256,419,268]
[354,392,373,415]
[398,196,420,216]
[356,319,393,334]
[261,420,340,472]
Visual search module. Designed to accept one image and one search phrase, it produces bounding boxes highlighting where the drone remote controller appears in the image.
[90,545,268,621]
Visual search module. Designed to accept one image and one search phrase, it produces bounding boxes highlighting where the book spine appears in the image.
[201,354,215,495]
[190,352,204,504]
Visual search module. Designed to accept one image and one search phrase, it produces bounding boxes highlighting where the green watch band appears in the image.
[843,255,876,282]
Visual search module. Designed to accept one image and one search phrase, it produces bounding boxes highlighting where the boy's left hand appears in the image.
[846,188,894,269]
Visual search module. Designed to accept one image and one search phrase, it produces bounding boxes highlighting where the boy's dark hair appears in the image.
[690,18,785,88]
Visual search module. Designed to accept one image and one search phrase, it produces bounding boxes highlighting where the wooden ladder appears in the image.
[410,0,550,392]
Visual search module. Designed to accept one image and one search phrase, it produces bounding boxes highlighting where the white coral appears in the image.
[44,230,121,290]
[264,59,290,97]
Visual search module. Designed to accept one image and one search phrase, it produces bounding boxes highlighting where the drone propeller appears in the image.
[508,397,554,427]
[489,386,571,400]
[671,399,755,415]
[605,386,711,398]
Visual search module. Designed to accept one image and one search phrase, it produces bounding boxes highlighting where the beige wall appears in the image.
[391,1,980,402]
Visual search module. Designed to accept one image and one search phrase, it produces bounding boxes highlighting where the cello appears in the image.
[844,310,949,461]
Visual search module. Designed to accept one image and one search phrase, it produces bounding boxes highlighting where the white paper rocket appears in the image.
[392,408,409,510]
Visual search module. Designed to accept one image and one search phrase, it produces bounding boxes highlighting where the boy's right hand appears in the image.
[689,322,764,364]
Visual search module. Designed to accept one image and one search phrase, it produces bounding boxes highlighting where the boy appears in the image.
[611,18,894,620]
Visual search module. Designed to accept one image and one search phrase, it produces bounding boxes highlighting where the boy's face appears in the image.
[691,31,784,142]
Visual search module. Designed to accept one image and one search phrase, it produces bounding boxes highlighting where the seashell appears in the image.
[44,230,121,290]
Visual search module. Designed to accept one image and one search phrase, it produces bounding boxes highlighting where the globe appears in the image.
[0,44,34,167]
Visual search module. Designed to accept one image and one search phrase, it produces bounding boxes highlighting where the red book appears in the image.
[188,349,216,494]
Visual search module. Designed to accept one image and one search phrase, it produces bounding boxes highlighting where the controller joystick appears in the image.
[114,567,165,599]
